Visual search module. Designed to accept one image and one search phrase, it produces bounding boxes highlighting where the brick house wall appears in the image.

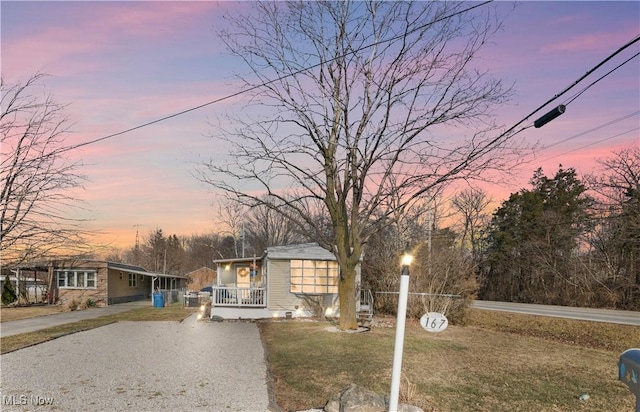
[53,260,109,307]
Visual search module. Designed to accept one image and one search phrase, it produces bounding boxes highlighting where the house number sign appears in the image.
[420,312,448,333]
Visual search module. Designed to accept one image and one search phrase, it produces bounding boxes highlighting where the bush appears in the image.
[367,241,477,325]
[66,298,79,311]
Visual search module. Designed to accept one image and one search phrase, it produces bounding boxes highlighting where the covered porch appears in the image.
[212,256,266,309]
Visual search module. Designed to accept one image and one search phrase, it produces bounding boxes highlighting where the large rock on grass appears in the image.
[324,383,423,412]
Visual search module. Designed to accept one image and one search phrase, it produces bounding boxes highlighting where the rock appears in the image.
[323,383,423,412]
[324,383,385,412]
[398,404,424,412]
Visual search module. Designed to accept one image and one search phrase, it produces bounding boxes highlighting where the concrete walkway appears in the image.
[1,300,151,337]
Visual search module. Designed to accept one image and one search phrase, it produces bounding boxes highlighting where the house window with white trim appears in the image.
[290,260,339,294]
[55,270,97,289]
[128,273,137,287]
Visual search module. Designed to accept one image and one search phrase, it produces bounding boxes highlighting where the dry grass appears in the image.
[1,305,65,322]
[0,306,195,354]
[260,311,638,412]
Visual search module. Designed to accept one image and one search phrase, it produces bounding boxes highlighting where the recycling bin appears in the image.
[153,292,164,308]
[619,348,640,412]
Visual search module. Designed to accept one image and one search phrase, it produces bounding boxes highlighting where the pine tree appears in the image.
[2,274,18,305]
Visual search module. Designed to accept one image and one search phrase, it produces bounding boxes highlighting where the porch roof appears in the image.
[213,256,264,265]
[106,262,187,279]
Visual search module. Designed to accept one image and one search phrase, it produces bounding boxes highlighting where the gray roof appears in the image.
[107,262,147,272]
[266,243,336,261]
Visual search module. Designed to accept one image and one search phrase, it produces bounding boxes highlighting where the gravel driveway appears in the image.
[0,315,270,411]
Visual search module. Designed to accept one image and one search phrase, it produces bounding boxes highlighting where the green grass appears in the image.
[260,312,638,411]
[0,305,195,354]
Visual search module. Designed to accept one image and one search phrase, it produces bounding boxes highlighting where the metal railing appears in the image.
[212,286,266,307]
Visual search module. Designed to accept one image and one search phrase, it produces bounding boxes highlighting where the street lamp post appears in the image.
[389,251,413,411]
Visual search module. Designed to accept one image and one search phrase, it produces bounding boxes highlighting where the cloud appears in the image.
[542,31,636,54]
[2,1,241,79]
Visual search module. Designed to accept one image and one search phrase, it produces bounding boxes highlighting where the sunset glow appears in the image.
[2,1,638,249]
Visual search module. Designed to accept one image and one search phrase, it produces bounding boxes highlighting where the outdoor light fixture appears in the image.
[401,252,413,269]
[534,104,566,128]
[390,249,413,411]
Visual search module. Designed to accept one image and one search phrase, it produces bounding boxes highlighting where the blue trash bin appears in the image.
[619,348,640,412]
[153,292,164,308]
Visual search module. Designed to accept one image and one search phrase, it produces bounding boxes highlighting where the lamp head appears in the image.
[401,252,413,267]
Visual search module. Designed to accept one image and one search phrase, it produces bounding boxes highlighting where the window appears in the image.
[55,270,97,289]
[290,260,339,294]
[128,273,137,287]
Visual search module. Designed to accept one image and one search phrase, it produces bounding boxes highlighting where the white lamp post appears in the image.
[389,251,413,411]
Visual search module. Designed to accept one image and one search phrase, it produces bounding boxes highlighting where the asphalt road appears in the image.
[473,300,640,326]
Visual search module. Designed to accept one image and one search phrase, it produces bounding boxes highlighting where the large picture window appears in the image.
[55,270,97,289]
[290,260,339,294]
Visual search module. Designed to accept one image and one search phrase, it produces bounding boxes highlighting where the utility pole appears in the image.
[133,224,143,266]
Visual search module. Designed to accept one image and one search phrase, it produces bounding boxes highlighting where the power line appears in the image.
[431,33,640,180]
[542,110,639,151]
[564,51,640,106]
[538,126,639,164]
[15,7,640,171]
[53,1,495,155]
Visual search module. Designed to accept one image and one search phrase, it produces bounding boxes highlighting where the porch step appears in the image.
[357,289,374,327]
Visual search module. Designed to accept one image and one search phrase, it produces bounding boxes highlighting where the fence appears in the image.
[157,288,186,306]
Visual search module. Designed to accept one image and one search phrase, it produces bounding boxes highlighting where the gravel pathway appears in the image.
[0,315,270,411]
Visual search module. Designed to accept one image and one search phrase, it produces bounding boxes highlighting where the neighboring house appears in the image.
[10,260,187,306]
[186,267,217,292]
[210,243,362,320]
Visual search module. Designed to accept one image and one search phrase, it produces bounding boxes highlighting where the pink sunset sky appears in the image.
[2,1,639,249]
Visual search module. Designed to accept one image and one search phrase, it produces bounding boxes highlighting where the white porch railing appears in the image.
[212,286,266,307]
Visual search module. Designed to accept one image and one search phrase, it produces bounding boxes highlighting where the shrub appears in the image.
[67,298,79,311]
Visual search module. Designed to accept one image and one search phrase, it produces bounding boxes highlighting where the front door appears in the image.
[236,266,251,301]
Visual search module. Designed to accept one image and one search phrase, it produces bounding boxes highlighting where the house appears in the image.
[10,260,187,307]
[210,243,363,320]
[185,267,217,292]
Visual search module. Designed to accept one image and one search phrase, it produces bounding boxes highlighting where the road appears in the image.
[473,300,640,326]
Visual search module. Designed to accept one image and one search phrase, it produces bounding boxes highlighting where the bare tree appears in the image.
[587,146,640,308]
[200,1,518,329]
[451,188,492,260]
[1,73,88,265]
[244,201,305,256]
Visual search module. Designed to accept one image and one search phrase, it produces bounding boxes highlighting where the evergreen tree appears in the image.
[480,166,591,304]
[2,274,18,305]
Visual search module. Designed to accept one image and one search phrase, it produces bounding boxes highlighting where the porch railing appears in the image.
[212,286,266,307]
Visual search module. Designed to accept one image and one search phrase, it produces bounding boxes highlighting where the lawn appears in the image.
[260,311,638,411]
[1,304,65,322]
